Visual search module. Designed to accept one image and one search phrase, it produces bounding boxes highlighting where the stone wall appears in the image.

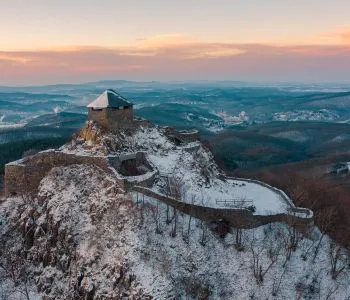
[132,118,153,128]
[5,151,123,197]
[88,108,109,129]
[178,129,200,143]
[133,186,314,229]
[109,152,151,172]
[112,152,159,190]
[163,127,199,145]
[4,150,161,197]
[124,171,159,190]
[133,186,258,228]
[88,107,134,132]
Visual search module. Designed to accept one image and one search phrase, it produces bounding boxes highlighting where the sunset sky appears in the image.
[1,0,350,85]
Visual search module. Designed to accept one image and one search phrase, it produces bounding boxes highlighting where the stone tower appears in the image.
[87,89,133,131]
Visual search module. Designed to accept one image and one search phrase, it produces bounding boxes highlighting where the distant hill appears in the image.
[25,112,86,128]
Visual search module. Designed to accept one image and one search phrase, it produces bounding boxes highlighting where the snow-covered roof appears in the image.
[87,89,133,109]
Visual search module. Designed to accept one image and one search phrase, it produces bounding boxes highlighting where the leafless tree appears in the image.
[312,207,336,262]
[166,204,171,224]
[233,220,246,250]
[186,194,197,239]
[248,230,280,284]
[329,241,348,280]
[146,201,162,234]
[165,173,185,238]
[200,220,208,246]
[170,207,178,237]
[324,282,341,300]
[197,194,209,246]
[280,215,302,264]
[271,268,286,297]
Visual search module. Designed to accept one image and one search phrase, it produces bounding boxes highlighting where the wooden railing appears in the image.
[216,199,253,208]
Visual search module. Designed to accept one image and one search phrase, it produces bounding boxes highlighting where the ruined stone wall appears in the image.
[5,151,124,197]
[178,130,200,143]
[133,186,314,229]
[5,163,26,197]
[4,150,161,197]
[163,127,199,144]
[124,172,159,191]
[108,152,153,175]
[132,118,153,128]
[114,152,159,189]
[133,186,258,228]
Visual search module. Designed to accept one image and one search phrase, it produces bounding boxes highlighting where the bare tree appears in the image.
[248,230,280,284]
[280,215,302,264]
[198,194,209,246]
[146,201,162,234]
[166,173,185,238]
[186,194,197,239]
[170,207,178,237]
[200,220,208,246]
[271,268,286,297]
[324,282,341,300]
[312,207,336,262]
[329,241,348,280]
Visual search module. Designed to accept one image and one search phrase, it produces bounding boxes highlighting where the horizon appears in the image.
[1,0,349,85]
[1,79,350,89]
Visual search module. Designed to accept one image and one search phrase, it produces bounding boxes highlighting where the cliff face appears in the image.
[1,122,349,299]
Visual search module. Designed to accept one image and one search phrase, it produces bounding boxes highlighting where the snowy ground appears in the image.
[60,124,302,216]
[146,138,290,215]
[128,192,350,299]
[185,178,288,215]
[1,153,349,299]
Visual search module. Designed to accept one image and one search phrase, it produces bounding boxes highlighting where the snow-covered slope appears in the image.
[1,123,349,299]
[62,124,301,216]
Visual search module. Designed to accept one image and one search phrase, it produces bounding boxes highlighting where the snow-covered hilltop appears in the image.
[1,115,349,298]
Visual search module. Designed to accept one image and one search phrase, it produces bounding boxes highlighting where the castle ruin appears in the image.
[4,88,313,229]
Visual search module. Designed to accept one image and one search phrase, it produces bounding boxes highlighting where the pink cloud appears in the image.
[0,42,350,85]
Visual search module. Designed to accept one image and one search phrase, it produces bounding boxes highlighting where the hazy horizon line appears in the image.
[1,78,350,89]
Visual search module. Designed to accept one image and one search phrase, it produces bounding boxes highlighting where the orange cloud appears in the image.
[324,28,350,44]
[0,41,350,85]
[131,35,245,59]
[137,34,196,48]
[341,31,350,42]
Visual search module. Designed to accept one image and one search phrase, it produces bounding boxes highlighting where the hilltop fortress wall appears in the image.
[132,186,314,229]
[4,151,122,197]
[4,149,161,197]
[4,113,312,229]
[5,149,313,229]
